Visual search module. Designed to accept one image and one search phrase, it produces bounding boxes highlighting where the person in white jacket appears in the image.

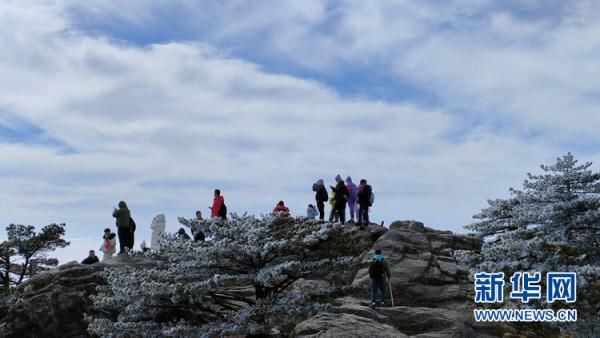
[99,228,117,261]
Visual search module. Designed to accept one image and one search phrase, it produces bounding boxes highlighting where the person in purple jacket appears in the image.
[346,176,358,222]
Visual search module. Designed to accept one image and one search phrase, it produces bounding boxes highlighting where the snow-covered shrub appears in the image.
[87,213,364,337]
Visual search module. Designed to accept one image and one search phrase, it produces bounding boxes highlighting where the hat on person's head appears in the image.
[104,228,111,233]
[335,174,342,182]
[374,249,384,261]
[214,189,221,195]
[118,201,127,208]
[346,176,352,183]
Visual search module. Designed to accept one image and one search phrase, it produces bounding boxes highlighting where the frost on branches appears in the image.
[87,213,364,337]
[457,153,600,335]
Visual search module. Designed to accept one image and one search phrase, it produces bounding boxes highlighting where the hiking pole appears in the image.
[388,278,394,307]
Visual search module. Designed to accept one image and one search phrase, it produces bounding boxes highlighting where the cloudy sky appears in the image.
[2,0,600,262]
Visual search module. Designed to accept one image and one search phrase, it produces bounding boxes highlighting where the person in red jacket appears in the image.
[210,189,225,218]
[273,200,290,213]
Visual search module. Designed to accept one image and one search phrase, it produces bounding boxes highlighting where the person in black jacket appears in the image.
[81,250,100,265]
[333,174,348,224]
[313,179,328,220]
[177,228,191,240]
[369,249,391,308]
[357,179,372,226]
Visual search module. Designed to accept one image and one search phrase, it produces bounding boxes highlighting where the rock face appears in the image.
[353,220,481,308]
[1,220,522,338]
[293,297,506,338]
[291,221,512,338]
[0,257,158,338]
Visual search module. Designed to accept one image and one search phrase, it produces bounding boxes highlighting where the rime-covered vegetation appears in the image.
[457,153,600,336]
[87,213,365,337]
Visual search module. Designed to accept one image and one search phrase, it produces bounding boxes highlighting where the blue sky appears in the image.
[1,0,600,263]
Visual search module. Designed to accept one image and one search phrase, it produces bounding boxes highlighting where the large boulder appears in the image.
[0,256,159,338]
[353,220,482,308]
[292,297,506,338]
[293,312,405,338]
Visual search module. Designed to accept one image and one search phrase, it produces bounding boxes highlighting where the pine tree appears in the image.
[459,153,600,336]
[0,223,69,288]
[87,214,364,337]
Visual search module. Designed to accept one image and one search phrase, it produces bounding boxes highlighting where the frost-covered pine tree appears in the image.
[87,213,364,337]
[458,153,600,335]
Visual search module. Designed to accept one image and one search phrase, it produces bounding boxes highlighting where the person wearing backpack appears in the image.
[346,176,358,222]
[357,179,373,226]
[210,189,226,219]
[112,201,131,254]
[369,249,391,308]
[313,179,328,220]
[128,216,136,250]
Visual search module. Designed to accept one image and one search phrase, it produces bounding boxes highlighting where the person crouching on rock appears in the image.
[369,249,391,308]
[273,200,290,213]
[307,204,319,219]
[100,228,117,261]
[81,250,100,265]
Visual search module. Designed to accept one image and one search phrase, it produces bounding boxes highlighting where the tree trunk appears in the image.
[17,257,29,284]
[2,256,9,287]
[254,283,272,300]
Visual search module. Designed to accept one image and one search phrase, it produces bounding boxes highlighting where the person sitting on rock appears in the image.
[273,200,290,213]
[81,250,100,265]
[368,249,391,308]
[140,240,149,252]
[306,204,319,219]
[177,228,191,240]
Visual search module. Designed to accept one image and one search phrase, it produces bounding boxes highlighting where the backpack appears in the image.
[129,217,136,232]
[219,203,227,219]
[369,259,385,278]
[369,192,375,206]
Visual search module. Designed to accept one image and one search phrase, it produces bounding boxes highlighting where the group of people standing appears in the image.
[83,176,374,263]
[311,175,373,226]
[82,201,136,263]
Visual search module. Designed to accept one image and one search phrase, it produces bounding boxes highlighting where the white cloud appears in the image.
[1,0,597,253]
[58,0,600,141]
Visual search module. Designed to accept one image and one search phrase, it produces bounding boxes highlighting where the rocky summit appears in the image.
[0,221,530,337]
